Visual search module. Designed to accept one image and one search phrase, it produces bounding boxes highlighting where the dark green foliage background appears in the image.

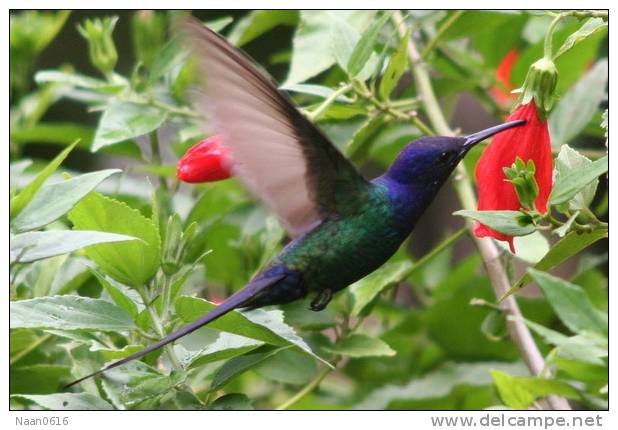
[9,10,608,410]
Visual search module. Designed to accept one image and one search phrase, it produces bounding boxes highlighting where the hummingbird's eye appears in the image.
[437,151,452,164]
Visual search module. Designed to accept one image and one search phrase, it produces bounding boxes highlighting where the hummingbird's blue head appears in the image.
[384,121,525,186]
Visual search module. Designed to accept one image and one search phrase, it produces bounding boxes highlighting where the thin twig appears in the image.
[392,10,571,410]
[421,10,465,59]
[353,82,432,135]
[405,227,467,277]
[10,334,52,365]
[149,131,168,192]
[136,286,182,370]
[275,365,333,410]
[307,83,354,122]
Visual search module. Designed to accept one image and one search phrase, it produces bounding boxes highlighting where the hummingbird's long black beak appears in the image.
[463,120,526,148]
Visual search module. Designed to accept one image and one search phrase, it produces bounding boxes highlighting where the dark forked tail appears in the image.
[64,274,284,389]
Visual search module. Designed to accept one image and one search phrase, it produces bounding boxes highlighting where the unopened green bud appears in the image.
[503,157,539,210]
[77,16,118,75]
[514,57,558,118]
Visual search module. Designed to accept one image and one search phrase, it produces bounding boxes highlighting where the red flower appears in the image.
[176,135,232,183]
[473,102,553,252]
[491,49,519,106]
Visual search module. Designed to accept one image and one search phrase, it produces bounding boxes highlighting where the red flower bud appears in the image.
[176,135,232,183]
[491,49,519,106]
[473,102,553,252]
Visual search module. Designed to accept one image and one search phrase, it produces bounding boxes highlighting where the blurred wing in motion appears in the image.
[181,18,370,237]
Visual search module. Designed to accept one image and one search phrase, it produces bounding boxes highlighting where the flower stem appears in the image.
[275,366,333,410]
[421,10,465,59]
[137,285,182,370]
[149,131,168,192]
[544,14,563,59]
[307,83,353,122]
[392,10,571,410]
[148,97,201,119]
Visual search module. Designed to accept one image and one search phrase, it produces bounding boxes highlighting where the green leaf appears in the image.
[209,393,254,410]
[68,192,161,287]
[175,296,329,366]
[549,59,608,147]
[554,18,608,59]
[345,115,386,160]
[350,260,412,316]
[355,361,526,409]
[211,346,285,390]
[285,11,375,85]
[495,231,549,263]
[228,10,298,46]
[10,230,137,263]
[255,349,317,385]
[490,370,533,409]
[453,210,535,236]
[10,140,78,219]
[92,344,146,360]
[10,295,135,332]
[347,12,390,77]
[550,155,608,205]
[11,169,120,232]
[92,102,167,152]
[503,229,608,299]
[173,388,204,410]
[528,269,607,336]
[330,16,363,74]
[97,361,155,408]
[440,11,520,41]
[11,393,113,410]
[35,70,126,93]
[147,40,187,86]
[379,28,409,100]
[10,11,71,90]
[49,256,91,295]
[480,310,507,341]
[174,329,264,369]
[280,83,340,99]
[469,13,527,67]
[521,318,607,365]
[329,14,379,81]
[91,269,143,319]
[425,254,518,361]
[323,334,396,358]
[491,370,580,410]
[10,122,142,157]
[10,364,72,395]
[554,145,599,211]
[175,297,289,346]
[282,301,337,330]
[119,370,186,407]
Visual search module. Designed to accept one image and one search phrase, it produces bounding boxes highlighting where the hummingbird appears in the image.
[66,18,524,388]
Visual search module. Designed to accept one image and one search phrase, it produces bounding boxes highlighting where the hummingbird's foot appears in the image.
[310,289,333,311]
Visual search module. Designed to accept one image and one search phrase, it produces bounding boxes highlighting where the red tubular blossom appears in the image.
[473,102,553,252]
[176,135,232,183]
[491,49,520,106]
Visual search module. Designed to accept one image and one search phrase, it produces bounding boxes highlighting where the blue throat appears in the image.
[372,173,446,235]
